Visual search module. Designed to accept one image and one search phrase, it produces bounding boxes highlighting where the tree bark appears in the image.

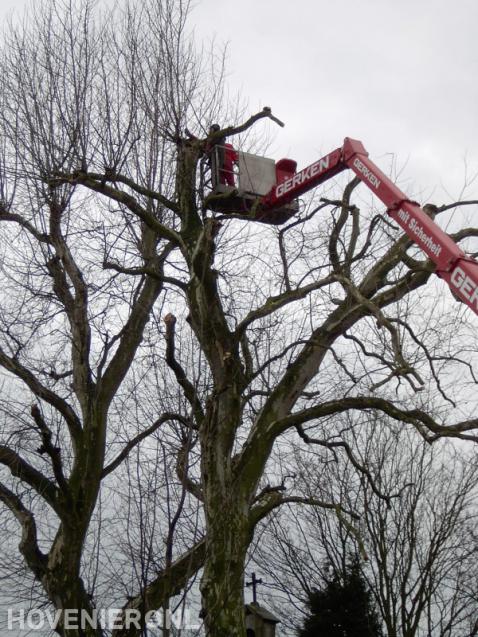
[201,492,250,637]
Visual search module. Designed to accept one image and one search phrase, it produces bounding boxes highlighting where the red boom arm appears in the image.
[261,138,478,316]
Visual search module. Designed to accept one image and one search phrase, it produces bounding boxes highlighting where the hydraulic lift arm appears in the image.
[260,138,478,316]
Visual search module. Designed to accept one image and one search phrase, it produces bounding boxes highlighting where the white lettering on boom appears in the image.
[275,157,331,198]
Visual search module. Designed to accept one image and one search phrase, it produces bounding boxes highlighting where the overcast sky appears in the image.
[1,0,477,204]
[191,0,478,203]
[0,0,477,628]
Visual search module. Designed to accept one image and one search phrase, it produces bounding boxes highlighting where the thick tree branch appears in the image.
[209,107,284,142]
[164,313,205,426]
[48,196,96,415]
[275,397,478,441]
[436,200,478,213]
[0,446,60,512]
[103,260,187,291]
[327,177,361,275]
[0,208,51,243]
[76,170,178,213]
[0,481,48,579]
[98,274,163,410]
[30,404,69,495]
[51,172,182,245]
[176,431,203,502]
[250,493,359,527]
[111,539,206,637]
[449,227,478,243]
[0,346,83,446]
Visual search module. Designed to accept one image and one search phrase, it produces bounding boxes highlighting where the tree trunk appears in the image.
[200,493,250,637]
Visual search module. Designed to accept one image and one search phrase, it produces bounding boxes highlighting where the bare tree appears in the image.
[252,417,478,636]
[0,1,478,636]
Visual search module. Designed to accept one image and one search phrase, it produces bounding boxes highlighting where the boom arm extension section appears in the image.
[261,138,478,316]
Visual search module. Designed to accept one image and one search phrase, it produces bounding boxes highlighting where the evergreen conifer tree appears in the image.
[299,559,383,637]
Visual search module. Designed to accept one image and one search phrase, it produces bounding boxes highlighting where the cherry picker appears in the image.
[205,136,478,316]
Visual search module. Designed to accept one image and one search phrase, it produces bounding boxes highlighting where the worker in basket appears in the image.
[207,124,238,187]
